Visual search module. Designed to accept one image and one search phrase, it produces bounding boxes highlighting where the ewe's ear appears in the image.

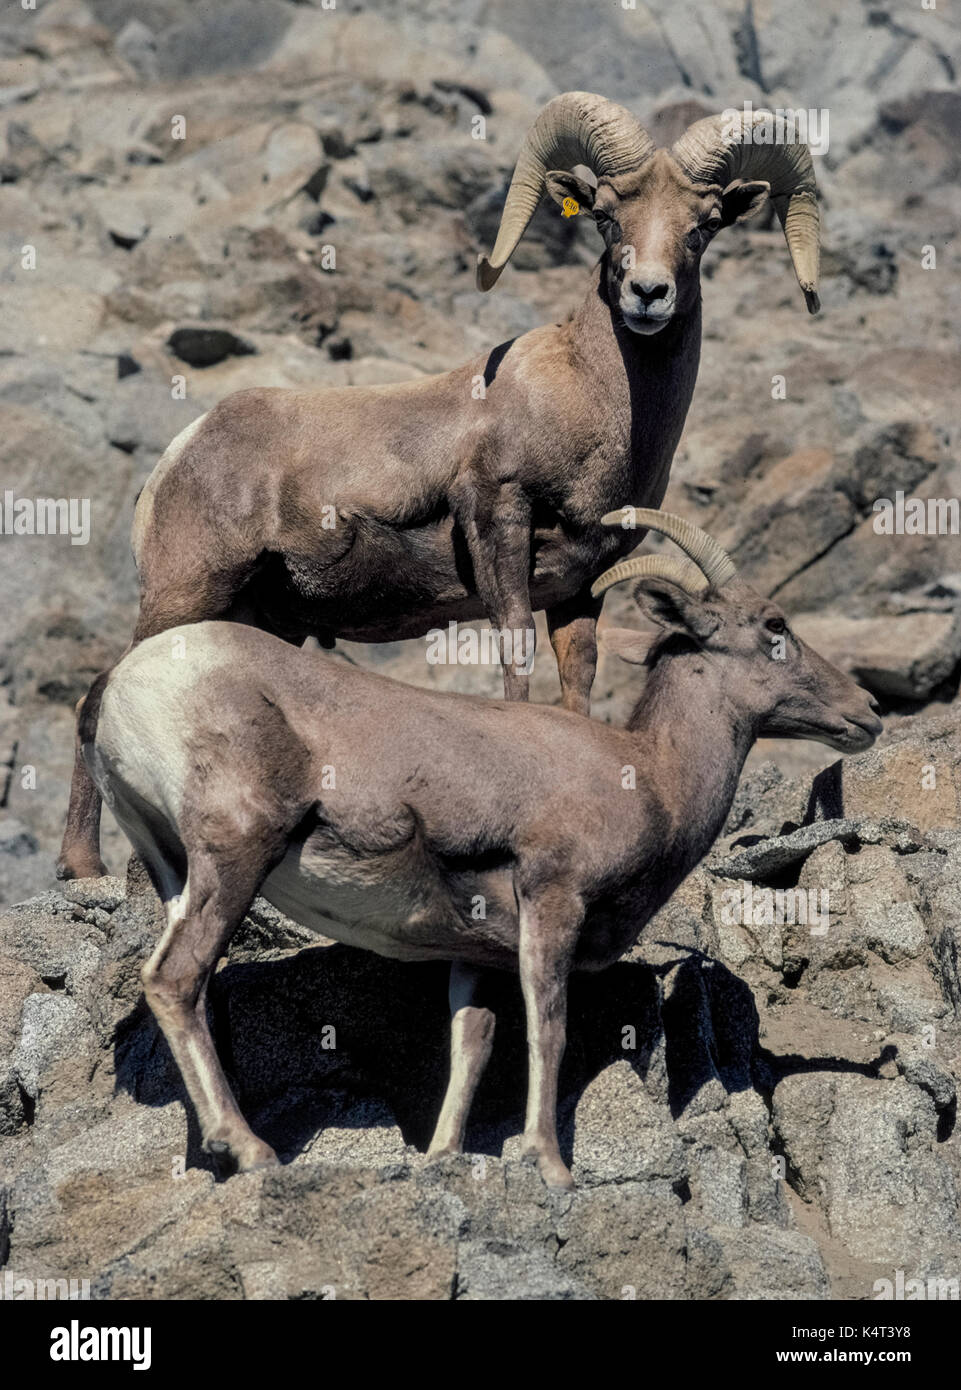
[633,577,719,643]
[719,179,770,226]
[600,627,651,666]
[544,168,596,214]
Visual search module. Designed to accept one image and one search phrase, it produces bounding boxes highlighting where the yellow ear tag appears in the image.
[561,197,580,218]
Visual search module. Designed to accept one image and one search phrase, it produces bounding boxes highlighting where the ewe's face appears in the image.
[679,583,883,753]
[592,154,769,335]
[630,575,883,752]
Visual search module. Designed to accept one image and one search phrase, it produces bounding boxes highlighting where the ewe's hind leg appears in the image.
[142,849,280,1173]
[427,962,496,1157]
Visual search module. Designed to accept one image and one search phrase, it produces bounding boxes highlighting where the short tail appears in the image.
[78,670,111,750]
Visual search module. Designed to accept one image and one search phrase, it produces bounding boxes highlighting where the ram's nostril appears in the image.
[869,696,881,715]
[631,280,670,304]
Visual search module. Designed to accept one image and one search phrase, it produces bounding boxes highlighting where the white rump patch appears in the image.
[132,412,209,567]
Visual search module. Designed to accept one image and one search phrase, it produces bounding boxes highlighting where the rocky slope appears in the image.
[0,0,958,1299]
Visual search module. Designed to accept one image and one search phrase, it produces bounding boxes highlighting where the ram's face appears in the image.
[591,152,770,335]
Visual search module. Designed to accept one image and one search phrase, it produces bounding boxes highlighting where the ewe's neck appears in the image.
[626,646,757,868]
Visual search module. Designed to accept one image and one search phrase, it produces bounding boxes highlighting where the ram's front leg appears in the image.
[455,479,534,701]
[547,588,603,716]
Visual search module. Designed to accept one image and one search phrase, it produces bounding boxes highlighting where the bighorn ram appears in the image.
[82,511,878,1190]
[59,91,821,880]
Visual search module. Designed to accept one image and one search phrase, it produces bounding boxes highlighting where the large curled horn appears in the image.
[594,507,738,593]
[591,553,707,600]
[671,111,821,313]
[477,91,655,291]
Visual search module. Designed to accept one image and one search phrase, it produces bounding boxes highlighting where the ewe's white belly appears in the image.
[261,836,475,964]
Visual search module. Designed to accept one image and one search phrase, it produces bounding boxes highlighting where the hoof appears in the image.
[425,1144,461,1162]
[520,1142,574,1192]
[204,1138,237,1176]
[545,1168,575,1192]
[205,1135,279,1175]
[55,856,108,882]
[241,1154,281,1174]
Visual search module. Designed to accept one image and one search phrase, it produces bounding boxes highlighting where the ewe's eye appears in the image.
[765,617,787,634]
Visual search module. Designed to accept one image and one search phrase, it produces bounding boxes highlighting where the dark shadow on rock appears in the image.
[655,948,759,1117]
[936,1095,957,1144]
[804,761,845,822]
[753,1039,898,1098]
[111,939,897,1171]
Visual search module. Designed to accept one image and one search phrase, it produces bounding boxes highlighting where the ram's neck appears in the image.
[569,262,702,506]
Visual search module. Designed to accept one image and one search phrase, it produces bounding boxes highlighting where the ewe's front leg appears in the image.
[427,962,496,1158]
[547,589,603,716]
[517,876,583,1190]
[454,480,535,701]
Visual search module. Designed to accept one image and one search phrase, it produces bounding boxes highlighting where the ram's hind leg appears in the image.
[57,691,109,880]
[142,846,281,1174]
[427,962,496,1158]
[547,588,603,717]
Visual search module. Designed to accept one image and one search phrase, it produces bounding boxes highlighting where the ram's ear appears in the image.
[544,168,596,214]
[633,577,719,643]
[719,178,770,226]
[600,627,651,666]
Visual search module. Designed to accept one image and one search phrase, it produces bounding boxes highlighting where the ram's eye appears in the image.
[765,617,786,634]
[705,215,722,233]
[596,211,621,239]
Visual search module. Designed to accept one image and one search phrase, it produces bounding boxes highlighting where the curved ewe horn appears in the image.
[477,91,655,291]
[591,553,707,600]
[671,111,821,313]
[599,507,738,589]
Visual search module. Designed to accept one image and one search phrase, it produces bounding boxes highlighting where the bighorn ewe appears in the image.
[82,511,878,1190]
[59,91,822,880]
